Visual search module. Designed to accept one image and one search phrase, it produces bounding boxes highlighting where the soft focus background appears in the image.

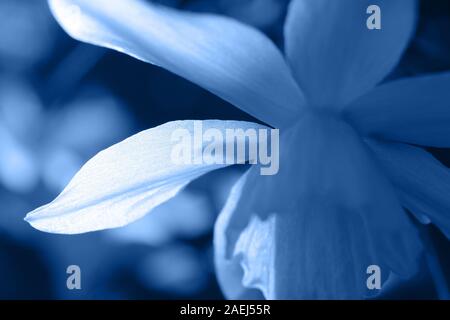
[0,0,449,299]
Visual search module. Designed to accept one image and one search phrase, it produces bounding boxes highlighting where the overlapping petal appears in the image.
[214,170,265,299]
[368,139,450,238]
[216,114,422,299]
[48,0,306,127]
[346,72,450,147]
[284,0,417,108]
[25,120,264,234]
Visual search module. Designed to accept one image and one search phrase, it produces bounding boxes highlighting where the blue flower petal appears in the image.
[346,72,450,148]
[48,0,305,127]
[284,0,417,108]
[214,170,265,299]
[25,120,263,234]
[368,139,450,239]
[217,114,422,299]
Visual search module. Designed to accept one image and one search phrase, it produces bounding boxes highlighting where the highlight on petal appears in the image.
[214,170,265,299]
[217,114,422,299]
[284,0,417,108]
[234,212,276,299]
[25,120,264,234]
[346,72,450,148]
[48,0,306,127]
[368,139,450,238]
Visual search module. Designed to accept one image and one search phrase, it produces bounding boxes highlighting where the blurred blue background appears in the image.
[0,0,449,299]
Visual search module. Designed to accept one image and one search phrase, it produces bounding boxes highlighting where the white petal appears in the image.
[368,139,450,238]
[48,0,305,127]
[284,0,417,108]
[346,72,450,147]
[25,120,265,234]
[217,114,422,299]
[214,170,265,299]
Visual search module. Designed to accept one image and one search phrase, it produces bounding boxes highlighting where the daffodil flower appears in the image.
[25,0,450,299]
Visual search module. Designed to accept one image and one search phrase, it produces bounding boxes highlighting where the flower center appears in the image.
[284,106,364,150]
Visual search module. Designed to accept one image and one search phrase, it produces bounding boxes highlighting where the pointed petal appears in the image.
[368,139,450,238]
[48,0,306,127]
[284,0,417,107]
[346,72,450,148]
[25,120,264,234]
[219,114,422,299]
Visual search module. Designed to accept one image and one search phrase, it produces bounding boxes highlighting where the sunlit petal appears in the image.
[214,170,265,299]
[25,120,264,234]
[48,0,306,127]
